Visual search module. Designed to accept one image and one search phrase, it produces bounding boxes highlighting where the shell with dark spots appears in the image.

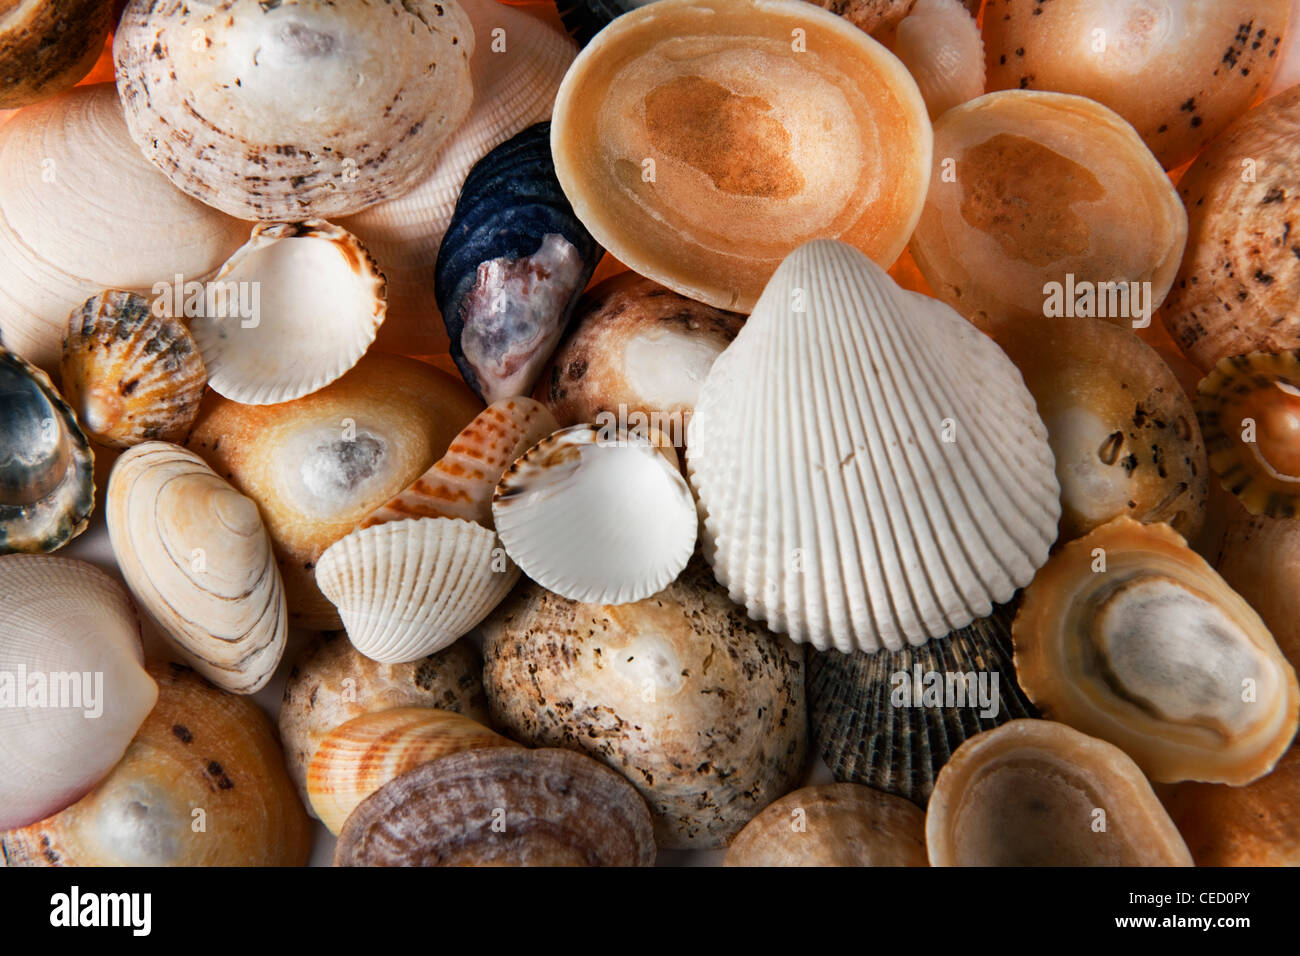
[0,0,115,109]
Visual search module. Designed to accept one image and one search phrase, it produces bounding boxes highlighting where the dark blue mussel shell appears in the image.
[553,0,649,48]
[436,122,602,404]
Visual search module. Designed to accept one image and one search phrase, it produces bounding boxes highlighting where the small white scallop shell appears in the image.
[894,0,985,120]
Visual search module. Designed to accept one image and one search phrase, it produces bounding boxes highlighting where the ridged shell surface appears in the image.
[687,239,1060,652]
[894,0,984,120]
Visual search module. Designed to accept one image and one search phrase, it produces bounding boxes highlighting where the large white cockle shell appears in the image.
[687,239,1060,652]
[0,555,158,830]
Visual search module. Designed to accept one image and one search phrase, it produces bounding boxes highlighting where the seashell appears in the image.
[186,354,482,629]
[909,90,1187,331]
[805,0,920,34]
[1014,516,1300,785]
[340,0,576,358]
[306,707,518,835]
[1,662,310,866]
[106,442,287,694]
[536,272,745,452]
[993,315,1208,543]
[894,0,984,120]
[724,783,927,867]
[365,397,557,528]
[0,555,157,831]
[1217,507,1300,670]
[436,123,602,404]
[983,0,1291,169]
[114,0,476,222]
[60,290,207,449]
[315,517,519,665]
[493,424,697,605]
[481,562,808,849]
[926,719,1194,866]
[553,0,650,47]
[550,0,932,312]
[808,603,1037,807]
[1162,742,1300,866]
[279,633,489,816]
[687,239,1060,653]
[1263,0,1300,100]
[190,221,386,406]
[334,747,656,866]
[1196,350,1300,518]
[0,0,116,109]
[0,84,248,372]
[0,346,94,554]
[1162,88,1300,370]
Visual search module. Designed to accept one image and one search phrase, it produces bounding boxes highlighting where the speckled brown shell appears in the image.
[1162,86,1300,369]
[480,560,808,849]
[724,783,928,867]
[333,747,656,866]
[0,0,115,109]
[1,662,310,866]
[278,632,488,816]
[993,315,1208,542]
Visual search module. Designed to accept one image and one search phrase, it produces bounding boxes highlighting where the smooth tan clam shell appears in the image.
[1,662,310,866]
[106,443,287,694]
[186,354,482,629]
[60,290,207,449]
[114,0,476,221]
[551,0,932,312]
[725,784,928,867]
[334,747,656,866]
[926,719,1193,866]
[894,0,984,120]
[1217,507,1300,670]
[0,0,115,109]
[307,707,518,835]
[1013,517,1300,785]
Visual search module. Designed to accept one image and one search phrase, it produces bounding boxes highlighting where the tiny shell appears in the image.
[306,707,518,835]
[724,784,928,867]
[0,0,116,109]
[334,747,656,866]
[894,0,984,120]
[60,290,207,448]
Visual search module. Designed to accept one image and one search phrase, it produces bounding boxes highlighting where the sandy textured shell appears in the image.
[307,707,518,835]
[186,354,482,628]
[366,397,557,528]
[0,556,157,830]
[994,315,1208,543]
[1,662,310,866]
[341,0,575,358]
[0,0,115,109]
[316,517,519,665]
[190,221,386,406]
[1014,517,1300,784]
[688,240,1060,652]
[551,0,932,313]
[0,347,94,554]
[60,290,207,448]
[909,90,1187,331]
[114,0,475,222]
[335,746,655,866]
[493,424,697,605]
[1217,508,1300,669]
[894,0,984,120]
[1162,88,1300,369]
[536,272,745,450]
[279,633,488,817]
[0,84,248,372]
[808,603,1037,807]
[927,719,1193,866]
[481,563,807,849]
[1162,742,1300,866]
[106,443,287,694]
[724,783,927,866]
[983,0,1290,169]
[1196,350,1300,517]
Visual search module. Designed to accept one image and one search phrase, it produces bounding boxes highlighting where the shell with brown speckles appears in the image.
[0,0,116,109]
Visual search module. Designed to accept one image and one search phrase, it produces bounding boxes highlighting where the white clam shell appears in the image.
[895,0,985,120]
[493,424,698,605]
[315,517,518,665]
[686,239,1060,653]
[0,555,158,830]
[106,442,287,694]
[189,221,386,406]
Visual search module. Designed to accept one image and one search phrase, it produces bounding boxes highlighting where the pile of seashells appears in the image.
[3,0,1300,867]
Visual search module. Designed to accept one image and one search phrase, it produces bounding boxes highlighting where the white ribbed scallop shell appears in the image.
[687,239,1060,653]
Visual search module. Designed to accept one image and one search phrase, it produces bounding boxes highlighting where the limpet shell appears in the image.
[1217,507,1300,670]
[0,0,116,109]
